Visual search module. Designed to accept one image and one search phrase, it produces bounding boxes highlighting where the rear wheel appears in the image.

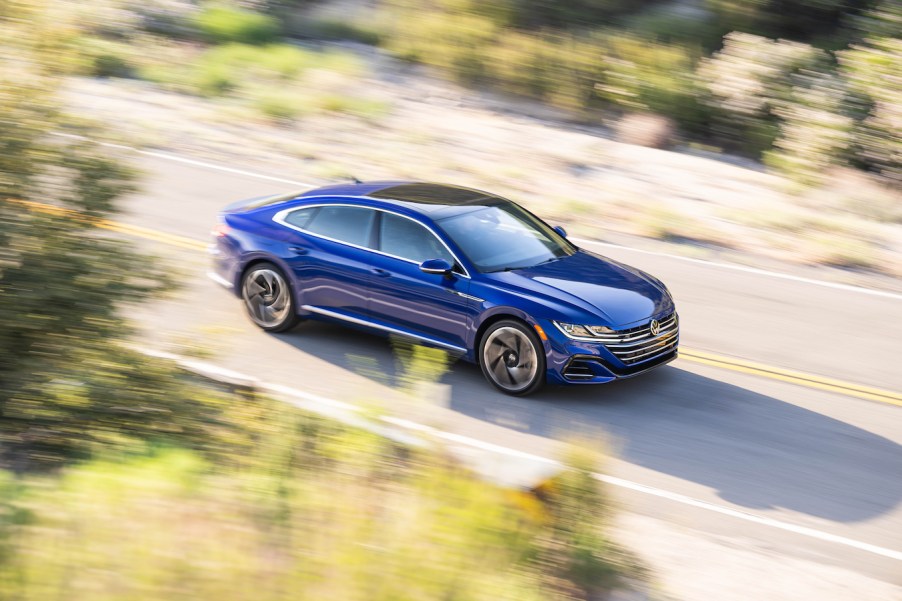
[479,320,545,395]
[241,263,299,332]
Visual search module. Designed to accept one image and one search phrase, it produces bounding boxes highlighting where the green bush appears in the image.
[254,88,303,121]
[194,3,280,45]
[74,37,135,78]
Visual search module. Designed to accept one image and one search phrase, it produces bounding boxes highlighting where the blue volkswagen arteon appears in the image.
[209,182,678,395]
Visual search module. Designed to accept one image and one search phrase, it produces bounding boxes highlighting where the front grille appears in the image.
[595,313,679,366]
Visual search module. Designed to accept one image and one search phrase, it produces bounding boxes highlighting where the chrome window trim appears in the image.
[301,305,467,353]
[273,200,471,279]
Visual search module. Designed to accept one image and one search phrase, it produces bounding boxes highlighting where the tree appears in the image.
[0,1,232,470]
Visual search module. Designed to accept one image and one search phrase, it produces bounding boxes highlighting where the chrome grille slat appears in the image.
[604,328,678,349]
[613,339,678,362]
[592,316,677,343]
[599,313,679,365]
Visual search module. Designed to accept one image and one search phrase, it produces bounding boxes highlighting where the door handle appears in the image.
[371,268,391,278]
[289,246,309,255]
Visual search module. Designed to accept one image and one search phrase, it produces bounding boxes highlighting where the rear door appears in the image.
[367,211,473,351]
[277,204,376,319]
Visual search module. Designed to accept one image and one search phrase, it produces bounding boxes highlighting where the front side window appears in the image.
[436,202,575,272]
[303,206,376,248]
[379,212,455,265]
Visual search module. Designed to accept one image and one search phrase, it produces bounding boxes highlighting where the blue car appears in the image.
[209,182,678,395]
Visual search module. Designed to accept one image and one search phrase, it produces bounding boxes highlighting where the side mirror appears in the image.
[553,225,568,238]
[419,258,453,276]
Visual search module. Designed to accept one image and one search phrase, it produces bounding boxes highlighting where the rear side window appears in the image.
[379,212,455,265]
[305,206,376,248]
[283,207,318,229]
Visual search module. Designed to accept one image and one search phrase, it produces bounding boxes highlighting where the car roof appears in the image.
[297,181,509,218]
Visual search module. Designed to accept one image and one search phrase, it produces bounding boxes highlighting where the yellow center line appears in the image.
[11,198,207,251]
[678,351,902,407]
[13,198,902,407]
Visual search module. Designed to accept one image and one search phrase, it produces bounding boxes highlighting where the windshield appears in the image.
[435,203,576,273]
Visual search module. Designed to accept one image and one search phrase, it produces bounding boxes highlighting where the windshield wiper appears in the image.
[488,257,561,273]
[487,265,526,273]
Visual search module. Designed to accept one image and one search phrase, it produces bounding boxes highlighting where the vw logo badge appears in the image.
[649,319,661,336]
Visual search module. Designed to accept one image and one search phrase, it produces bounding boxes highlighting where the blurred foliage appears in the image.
[367,0,902,186]
[24,0,898,188]
[504,0,658,28]
[0,410,641,600]
[765,73,854,185]
[704,0,871,42]
[194,2,280,45]
[0,0,268,470]
[839,36,902,182]
[696,32,829,156]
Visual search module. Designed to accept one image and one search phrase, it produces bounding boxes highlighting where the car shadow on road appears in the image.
[273,320,902,524]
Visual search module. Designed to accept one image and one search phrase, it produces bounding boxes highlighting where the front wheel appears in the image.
[241,262,299,332]
[479,320,546,396]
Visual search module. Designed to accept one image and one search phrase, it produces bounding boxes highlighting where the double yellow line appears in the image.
[11,198,207,251]
[680,349,902,407]
[13,199,902,407]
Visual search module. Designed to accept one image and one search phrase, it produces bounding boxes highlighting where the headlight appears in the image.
[553,322,615,339]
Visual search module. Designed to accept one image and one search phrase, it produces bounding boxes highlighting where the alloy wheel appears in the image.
[482,325,540,393]
[242,266,293,330]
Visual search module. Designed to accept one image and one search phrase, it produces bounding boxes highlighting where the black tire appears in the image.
[479,319,546,396]
[240,262,299,333]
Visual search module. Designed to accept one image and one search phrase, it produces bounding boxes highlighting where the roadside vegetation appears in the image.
[33,0,899,278]
[0,413,644,600]
[50,0,900,185]
[0,6,642,599]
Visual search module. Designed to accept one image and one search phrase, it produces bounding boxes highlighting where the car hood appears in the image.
[501,250,672,326]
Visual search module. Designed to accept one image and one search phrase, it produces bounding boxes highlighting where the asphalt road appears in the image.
[121,153,902,584]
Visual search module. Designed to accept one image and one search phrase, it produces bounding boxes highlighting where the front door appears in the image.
[367,211,474,351]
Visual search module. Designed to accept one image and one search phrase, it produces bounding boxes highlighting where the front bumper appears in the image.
[542,315,679,385]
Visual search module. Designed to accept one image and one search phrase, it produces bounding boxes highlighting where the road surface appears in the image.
[113,151,902,586]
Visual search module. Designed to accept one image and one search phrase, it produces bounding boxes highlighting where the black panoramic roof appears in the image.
[369,183,503,207]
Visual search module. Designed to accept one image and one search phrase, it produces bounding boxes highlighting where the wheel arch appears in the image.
[472,308,536,365]
[236,254,294,298]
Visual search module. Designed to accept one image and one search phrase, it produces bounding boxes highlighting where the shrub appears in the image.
[487,31,607,110]
[194,3,280,45]
[696,32,827,156]
[596,34,705,132]
[193,57,237,96]
[839,37,901,183]
[254,88,303,122]
[765,73,853,185]
[74,37,135,78]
